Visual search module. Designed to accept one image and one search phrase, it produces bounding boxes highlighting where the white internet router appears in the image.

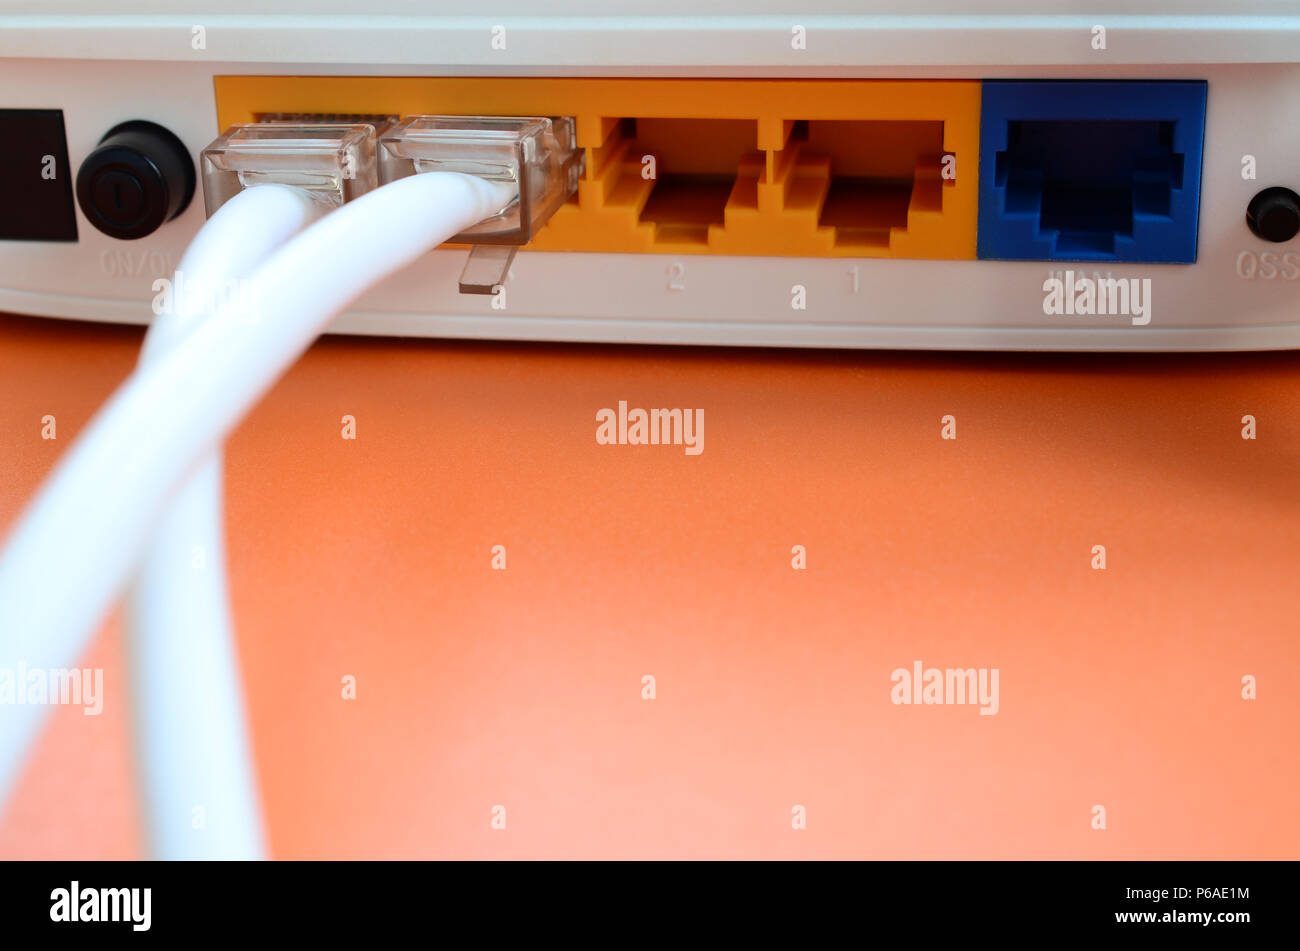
[2,2,1299,350]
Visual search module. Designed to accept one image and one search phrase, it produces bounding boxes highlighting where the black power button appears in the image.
[76,120,194,240]
[1246,186,1300,243]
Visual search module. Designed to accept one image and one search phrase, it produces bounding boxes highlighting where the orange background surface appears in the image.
[1,312,1297,859]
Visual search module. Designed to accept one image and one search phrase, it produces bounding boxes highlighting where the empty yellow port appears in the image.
[214,77,979,259]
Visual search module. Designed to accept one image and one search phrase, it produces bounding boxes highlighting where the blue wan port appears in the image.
[978,80,1207,263]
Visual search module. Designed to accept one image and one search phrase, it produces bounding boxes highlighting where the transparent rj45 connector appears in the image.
[200,123,384,217]
[378,116,584,246]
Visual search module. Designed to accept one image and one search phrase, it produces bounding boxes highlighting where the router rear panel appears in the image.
[2,10,1300,350]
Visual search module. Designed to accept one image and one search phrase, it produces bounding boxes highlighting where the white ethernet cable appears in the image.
[127,183,326,860]
[0,171,515,814]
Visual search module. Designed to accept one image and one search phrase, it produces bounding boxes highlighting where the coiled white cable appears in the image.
[127,183,326,860]
[0,171,515,819]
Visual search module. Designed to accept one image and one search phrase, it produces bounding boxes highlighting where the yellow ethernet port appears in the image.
[214,77,979,259]
[601,117,758,246]
[791,120,945,250]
